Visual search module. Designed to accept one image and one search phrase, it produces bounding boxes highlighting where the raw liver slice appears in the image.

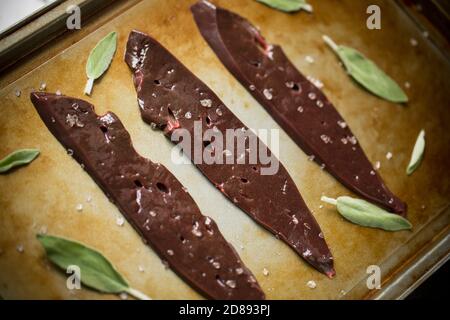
[191,0,406,215]
[125,30,335,277]
[30,92,265,300]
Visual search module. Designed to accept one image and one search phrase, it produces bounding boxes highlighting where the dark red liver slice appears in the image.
[125,30,335,277]
[30,92,264,300]
[191,1,406,215]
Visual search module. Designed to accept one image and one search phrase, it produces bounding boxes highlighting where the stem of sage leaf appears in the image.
[321,196,338,206]
[84,78,94,96]
[125,287,152,300]
[322,35,339,52]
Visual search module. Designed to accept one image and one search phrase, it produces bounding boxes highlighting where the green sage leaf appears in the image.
[84,31,118,95]
[256,0,313,13]
[37,234,151,300]
[321,196,412,231]
[323,35,408,103]
[406,129,425,175]
[0,149,39,173]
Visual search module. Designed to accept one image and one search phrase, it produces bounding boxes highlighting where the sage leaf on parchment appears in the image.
[256,0,313,13]
[323,35,408,103]
[321,196,412,231]
[37,234,151,300]
[406,129,425,175]
[84,31,117,95]
[0,149,39,173]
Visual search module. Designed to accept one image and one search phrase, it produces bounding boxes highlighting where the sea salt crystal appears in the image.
[263,89,273,100]
[167,249,174,256]
[225,280,236,288]
[216,108,223,116]
[39,82,47,91]
[66,114,84,128]
[308,92,316,100]
[236,267,244,275]
[249,84,256,91]
[316,100,324,108]
[76,203,83,212]
[15,89,21,97]
[337,120,347,129]
[212,261,221,269]
[303,249,312,257]
[370,170,376,176]
[297,106,304,113]
[86,195,92,203]
[341,137,348,145]
[200,99,212,108]
[348,136,357,145]
[307,76,324,89]
[320,134,331,144]
[192,222,203,237]
[138,265,145,272]
[307,280,317,289]
[116,217,125,226]
[374,161,381,170]
[292,215,299,225]
[285,81,295,89]
[305,55,315,64]
[386,152,393,160]
[56,90,62,96]
[262,268,270,276]
[185,111,192,119]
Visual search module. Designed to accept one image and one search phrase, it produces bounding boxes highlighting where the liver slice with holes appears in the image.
[125,30,335,277]
[191,0,406,215]
[30,92,265,300]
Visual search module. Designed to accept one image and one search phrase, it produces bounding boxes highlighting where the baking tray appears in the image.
[0,0,449,300]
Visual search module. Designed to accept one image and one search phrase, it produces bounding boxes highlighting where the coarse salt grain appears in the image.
[263,89,273,100]
[305,55,315,64]
[307,280,317,289]
[200,99,212,108]
[116,217,125,226]
[375,161,381,170]
[225,280,236,288]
